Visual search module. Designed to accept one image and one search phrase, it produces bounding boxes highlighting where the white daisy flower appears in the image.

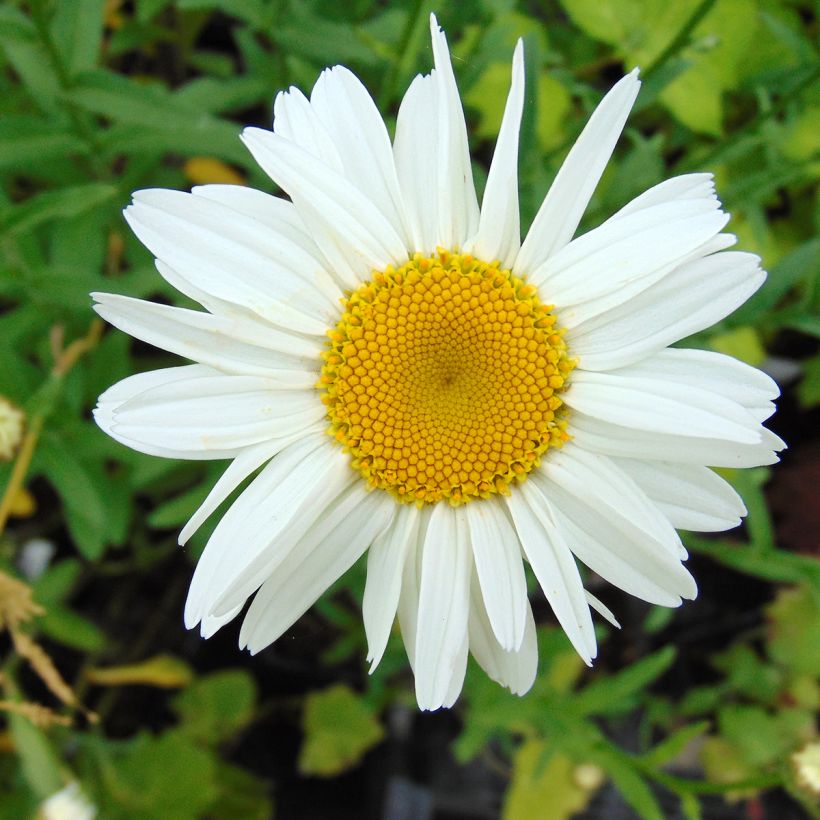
[94,15,784,710]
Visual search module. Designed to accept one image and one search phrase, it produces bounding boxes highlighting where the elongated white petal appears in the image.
[531,200,729,310]
[95,365,239,460]
[506,484,596,663]
[184,436,351,629]
[441,633,470,709]
[585,592,620,629]
[363,503,420,671]
[515,70,640,276]
[179,433,321,545]
[465,499,528,651]
[191,184,321,259]
[570,410,785,468]
[124,191,341,332]
[241,128,407,288]
[429,14,480,249]
[468,572,537,696]
[614,458,747,532]
[200,605,243,639]
[467,39,525,266]
[310,66,409,244]
[396,509,427,670]
[531,471,697,606]
[109,373,324,455]
[414,503,472,711]
[394,74,439,254]
[240,484,395,653]
[564,371,764,444]
[93,293,320,382]
[542,445,685,559]
[568,251,765,370]
[616,348,779,420]
[273,85,345,170]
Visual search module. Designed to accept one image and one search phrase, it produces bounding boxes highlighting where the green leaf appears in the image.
[642,721,710,767]
[176,0,268,28]
[504,742,598,820]
[591,744,663,820]
[39,607,107,652]
[51,0,106,77]
[36,437,108,560]
[797,354,820,409]
[0,183,118,239]
[686,536,820,592]
[573,647,677,716]
[173,670,257,744]
[7,710,63,799]
[766,585,820,677]
[91,730,219,819]
[0,128,89,169]
[299,684,384,777]
[709,326,766,366]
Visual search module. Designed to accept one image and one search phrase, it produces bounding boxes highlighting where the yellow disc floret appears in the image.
[319,251,575,505]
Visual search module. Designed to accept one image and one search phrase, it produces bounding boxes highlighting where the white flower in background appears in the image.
[94,15,784,710]
[38,783,96,820]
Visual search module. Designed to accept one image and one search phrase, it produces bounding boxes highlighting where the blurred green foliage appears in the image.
[0,0,818,817]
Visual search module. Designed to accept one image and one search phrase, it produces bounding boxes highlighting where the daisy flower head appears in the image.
[94,15,785,711]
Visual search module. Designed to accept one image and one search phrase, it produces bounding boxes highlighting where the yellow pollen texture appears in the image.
[319,251,575,505]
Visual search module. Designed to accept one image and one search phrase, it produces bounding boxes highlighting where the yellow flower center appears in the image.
[319,251,574,505]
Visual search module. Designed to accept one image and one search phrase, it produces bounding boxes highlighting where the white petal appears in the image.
[468,572,538,696]
[614,458,747,532]
[184,435,350,629]
[559,233,737,331]
[200,605,243,639]
[531,471,697,607]
[568,251,765,371]
[363,503,420,671]
[542,445,685,560]
[95,365,238,460]
[506,484,596,664]
[428,14,480,249]
[414,502,472,711]
[273,85,345,170]
[585,591,620,629]
[396,510,426,670]
[466,39,525,266]
[109,373,325,453]
[309,67,409,244]
[241,128,407,288]
[616,348,780,421]
[179,431,323,546]
[570,410,785,468]
[514,70,640,276]
[441,633,470,709]
[93,293,320,382]
[239,484,395,653]
[124,191,341,333]
[394,74,440,254]
[611,173,718,218]
[531,200,729,310]
[464,499,528,651]
[191,184,323,260]
[564,370,764,444]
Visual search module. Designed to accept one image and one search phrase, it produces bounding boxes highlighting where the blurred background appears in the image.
[0,1,818,818]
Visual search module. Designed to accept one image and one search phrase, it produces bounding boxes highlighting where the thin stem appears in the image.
[0,320,103,539]
[642,0,718,81]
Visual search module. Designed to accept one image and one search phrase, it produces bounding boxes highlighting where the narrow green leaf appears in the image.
[0,183,118,238]
[573,647,677,716]
[641,721,710,767]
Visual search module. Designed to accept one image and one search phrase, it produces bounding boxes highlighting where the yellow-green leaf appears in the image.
[299,685,384,777]
[709,326,766,366]
[504,741,599,820]
[85,654,193,688]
